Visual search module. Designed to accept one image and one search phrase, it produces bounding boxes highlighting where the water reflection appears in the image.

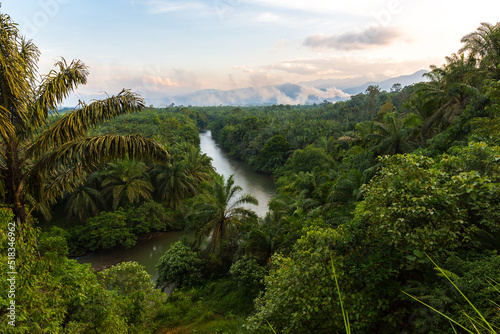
[199,130,275,217]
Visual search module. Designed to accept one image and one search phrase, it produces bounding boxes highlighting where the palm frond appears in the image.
[29,89,146,156]
[26,135,168,203]
[0,14,36,131]
[29,58,89,130]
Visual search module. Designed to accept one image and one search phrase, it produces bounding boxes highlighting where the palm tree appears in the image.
[327,168,364,205]
[151,160,196,209]
[189,174,258,253]
[245,215,283,266]
[65,181,103,222]
[184,145,213,183]
[372,112,421,156]
[460,22,500,79]
[101,160,153,210]
[0,14,169,223]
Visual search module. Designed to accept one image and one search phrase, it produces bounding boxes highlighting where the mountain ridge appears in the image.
[164,69,430,106]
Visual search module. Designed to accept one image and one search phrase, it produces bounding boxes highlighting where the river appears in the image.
[77,130,275,280]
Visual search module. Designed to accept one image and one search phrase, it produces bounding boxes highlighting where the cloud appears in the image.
[244,0,364,15]
[143,75,179,88]
[303,26,402,50]
[263,56,430,80]
[168,83,350,106]
[255,12,282,23]
[269,39,290,53]
[146,1,206,14]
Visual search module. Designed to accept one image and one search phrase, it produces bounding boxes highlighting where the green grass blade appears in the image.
[450,320,458,334]
[426,254,496,333]
[266,320,277,334]
[331,255,351,333]
[400,290,475,334]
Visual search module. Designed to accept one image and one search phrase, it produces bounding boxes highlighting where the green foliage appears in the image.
[229,255,268,293]
[102,159,153,211]
[253,134,290,173]
[69,201,176,252]
[38,226,69,261]
[76,209,137,250]
[155,279,245,333]
[99,262,167,333]
[189,174,258,254]
[128,200,175,233]
[246,227,345,333]
[0,209,130,333]
[280,145,334,176]
[354,143,500,268]
[156,241,203,290]
[402,255,500,333]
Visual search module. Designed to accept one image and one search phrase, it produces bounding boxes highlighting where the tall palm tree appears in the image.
[189,174,258,253]
[365,85,381,118]
[101,160,153,210]
[0,13,169,223]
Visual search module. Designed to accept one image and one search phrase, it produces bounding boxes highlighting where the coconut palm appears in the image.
[0,13,169,223]
[101,160,153,211]
[189,174,258,253]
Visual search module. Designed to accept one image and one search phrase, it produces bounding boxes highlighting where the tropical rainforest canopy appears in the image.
[1,10,500,333]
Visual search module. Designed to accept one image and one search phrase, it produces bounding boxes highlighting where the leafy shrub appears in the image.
[99,261,166,333]
[229,255,267,293]
[77,209,137,250]
[156,241,203,290]
[245,227,346,333]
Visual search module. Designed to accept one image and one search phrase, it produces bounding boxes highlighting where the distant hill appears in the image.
[169,83,350,106]
[342,69,429,95]
[163,69,429,106]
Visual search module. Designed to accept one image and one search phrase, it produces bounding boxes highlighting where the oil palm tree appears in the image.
[460,22,500,79]
[245,215,283,266]
[101,160,153,211]
[372,111,421,156]
[0,13,169,223]
[189,174,258,253]
[184,145,213,183]
[151,160,197,209]
[65,181,103,222]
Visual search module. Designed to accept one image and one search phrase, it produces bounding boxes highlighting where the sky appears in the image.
[3,0,500,106]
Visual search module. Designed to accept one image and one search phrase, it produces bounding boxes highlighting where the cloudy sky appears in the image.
[3,0,500,105]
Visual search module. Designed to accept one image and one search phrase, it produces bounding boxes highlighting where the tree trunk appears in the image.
[5,140,27,224]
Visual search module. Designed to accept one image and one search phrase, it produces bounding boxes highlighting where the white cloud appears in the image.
[143,75,179,88]
[244,0,363,14]
[260,56,435,80]
[255,12,281,23]
[146,1,206,14]
[303,26,403,50]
